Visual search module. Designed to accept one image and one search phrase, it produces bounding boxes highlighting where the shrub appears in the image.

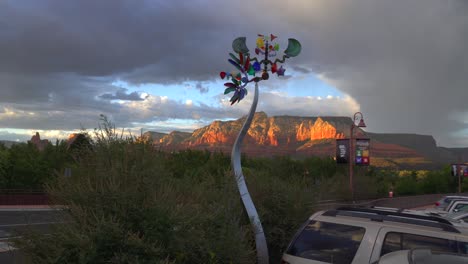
[14,117,315,263]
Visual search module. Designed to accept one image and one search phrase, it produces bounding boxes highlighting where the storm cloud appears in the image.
[99,89,148,101]
[0,0,467,146]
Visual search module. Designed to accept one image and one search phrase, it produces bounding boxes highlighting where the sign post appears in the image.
[451,164,468,193]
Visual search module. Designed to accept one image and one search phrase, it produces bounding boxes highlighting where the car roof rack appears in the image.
[448,199,468,204]
[369,206,419,213]
[448,198,468,202]
[322,207,460,233]
[369,206,445,217]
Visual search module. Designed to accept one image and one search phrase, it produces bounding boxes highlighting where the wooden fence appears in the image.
[0,190,49,205]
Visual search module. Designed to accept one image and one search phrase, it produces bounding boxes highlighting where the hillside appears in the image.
[142,112,467,169]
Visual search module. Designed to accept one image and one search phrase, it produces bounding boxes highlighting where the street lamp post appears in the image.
[349,112,366,201]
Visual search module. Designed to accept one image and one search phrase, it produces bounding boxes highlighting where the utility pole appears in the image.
[459,154,464,194]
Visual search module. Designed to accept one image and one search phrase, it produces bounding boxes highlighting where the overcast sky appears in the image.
[0,0,467,147]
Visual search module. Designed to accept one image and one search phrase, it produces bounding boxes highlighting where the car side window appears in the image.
[381,232,458,256]
[455,204,468,212]
[402,233,457,253]
[380,232,402,256]
[287,220,365,264]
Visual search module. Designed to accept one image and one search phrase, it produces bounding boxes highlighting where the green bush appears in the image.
[395,174,421,195]
[14,118,315,264]
[419,170,452,194]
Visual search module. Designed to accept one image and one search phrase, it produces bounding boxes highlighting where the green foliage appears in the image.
[0,139,73,190]
[386,166,457,196]
[6,115,467,263]
[462,178,468,192]
[5,142,58,189]
[12,116,319,263]
[419,170,452,194]
[242,157,315,262]
[395,174,421,195]
[0,144,10,187]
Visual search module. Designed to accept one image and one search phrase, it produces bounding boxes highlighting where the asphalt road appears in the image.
[0,209,65,264]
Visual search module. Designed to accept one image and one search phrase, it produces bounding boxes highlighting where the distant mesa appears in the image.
[28,132,49,151]
[140,112,468,169]
[27,132,90,151]
[22,113,468,169]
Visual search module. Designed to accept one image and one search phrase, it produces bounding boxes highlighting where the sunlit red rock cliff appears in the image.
[142,112,468,169]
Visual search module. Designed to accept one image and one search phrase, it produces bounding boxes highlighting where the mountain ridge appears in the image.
[142,112,466,169]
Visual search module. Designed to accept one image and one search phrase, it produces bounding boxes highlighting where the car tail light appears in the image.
[435,202,440,206]
[280,259,290,264]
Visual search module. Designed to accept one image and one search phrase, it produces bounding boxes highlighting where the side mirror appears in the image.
[454,209,460,213]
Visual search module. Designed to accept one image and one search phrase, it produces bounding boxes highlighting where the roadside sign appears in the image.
[451,164,468,177]
[336,139,350,164]
[355,138,370,166]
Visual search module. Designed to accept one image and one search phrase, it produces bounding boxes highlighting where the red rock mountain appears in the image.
[185,112,346,147]
[28,132,49,151]
[142,112,467,169]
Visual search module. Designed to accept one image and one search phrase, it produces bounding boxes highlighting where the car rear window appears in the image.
[286,220,365,264]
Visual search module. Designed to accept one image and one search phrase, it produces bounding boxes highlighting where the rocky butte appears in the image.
[28,132,49,151]
[142,112,468,169]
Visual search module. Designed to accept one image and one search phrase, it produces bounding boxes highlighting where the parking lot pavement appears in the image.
[0,207,65,263]
[0,249,25,263]
[411,204,435,210]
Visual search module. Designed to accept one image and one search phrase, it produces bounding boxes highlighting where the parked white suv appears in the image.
[281,207,468,264]
[426,199,468,216]
[434,196,468,210]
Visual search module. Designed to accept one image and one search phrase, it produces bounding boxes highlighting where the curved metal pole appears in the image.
[231,82,269,264]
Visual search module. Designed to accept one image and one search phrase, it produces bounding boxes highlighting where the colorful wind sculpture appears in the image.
[220,34,301,264]
[220,34,301,105]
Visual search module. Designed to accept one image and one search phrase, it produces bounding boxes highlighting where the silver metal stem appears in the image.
[231,82,269,264]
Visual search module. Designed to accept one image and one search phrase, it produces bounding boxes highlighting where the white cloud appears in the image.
[223,90,360,118]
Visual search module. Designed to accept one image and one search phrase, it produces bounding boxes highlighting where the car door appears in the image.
[455,235,468,255]
[369,227,458,263]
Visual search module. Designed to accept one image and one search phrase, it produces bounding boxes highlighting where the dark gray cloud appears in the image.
[290,0,468,147]
[195,83,209,94]
[99,89,147,101]
[1,0,468,146]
